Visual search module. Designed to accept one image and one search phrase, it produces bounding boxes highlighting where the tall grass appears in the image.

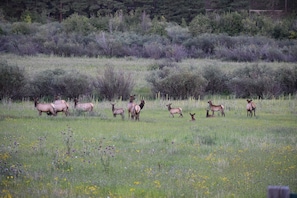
[0,98,296,197]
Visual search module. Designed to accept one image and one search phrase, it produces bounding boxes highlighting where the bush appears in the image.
[212,12,244,36]
[165,44,188,62]
[94,66,135,100]
[10,22,39,35]
[30,69,93,99]
[0,61,27,99]
[144,42,165,59]
[166,24,190,44]
[147,66,206,99]
[275,66,297,95]
[188,14,212,36]
[202,65,230,95]
[228,64,279,98]
[62,13,95,35]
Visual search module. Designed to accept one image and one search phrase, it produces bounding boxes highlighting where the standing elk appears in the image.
[207,100,225,117]
[206,109,214,118]
[189,113,196,121]
[166,103,183,118]
[111,103,125,120]
[131,100,145,121]
[53,97,69,116]
[127,95,136,119]
[74,98,94,112]
[34,98,56,116]
[246,99,256,117]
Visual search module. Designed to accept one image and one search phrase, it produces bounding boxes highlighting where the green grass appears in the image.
[0,98,297,198]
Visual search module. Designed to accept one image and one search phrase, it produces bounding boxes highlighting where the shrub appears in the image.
[62,13,95,35]
[228,64,278,98]
[144,42,165,59]
[11,22,38,35]
[30,69,93,99]
[0,61,27,99]
[202,65,230,95]
[275,66,297,95]
[94,66,135,100]
[147,66,206,99]
[212,12,244,36]
[165,44,188,62]
[216,45,260,62]
[165,24,190,44]
[189,14,212,36]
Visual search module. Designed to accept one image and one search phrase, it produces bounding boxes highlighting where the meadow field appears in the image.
[0,55,297,197]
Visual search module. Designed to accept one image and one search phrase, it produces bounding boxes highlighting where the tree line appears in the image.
[1,0,296,24]
[1,60,297,100]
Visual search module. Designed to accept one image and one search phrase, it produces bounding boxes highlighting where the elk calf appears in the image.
[189,113,196,121]
[207,100,225,117]
[246,99,256,117]
[166,103,183,118]
[111,103,125,120]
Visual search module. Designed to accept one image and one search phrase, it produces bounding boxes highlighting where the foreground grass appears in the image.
[0,98,297,197]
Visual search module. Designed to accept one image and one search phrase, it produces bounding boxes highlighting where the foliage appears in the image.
[228,64,279,98]
[30,69,93,99]
[62,13,95,35]
[1,11,297,60]
[189,14,213,36]
[203,65,230,95]
[0,61,27,99]
[95,66,135,100]
[275,66,297,95]
[147,65,206,99]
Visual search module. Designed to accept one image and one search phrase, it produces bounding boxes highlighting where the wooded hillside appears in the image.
[1,0,296,23]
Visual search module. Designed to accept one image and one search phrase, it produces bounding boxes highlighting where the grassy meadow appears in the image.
[0,55,297,197]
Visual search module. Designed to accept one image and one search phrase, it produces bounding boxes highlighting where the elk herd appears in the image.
[34,95,257,121]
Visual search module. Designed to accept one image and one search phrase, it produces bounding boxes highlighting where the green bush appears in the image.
[30,69,93,99]
[62,13,95,35]
[147,66,206,99]
[11,22,32,35]
[0,61,27,99]
[202,65,229,95]
[212,12,244,36]
[94,66,135,100]
[275,66,297,95]
[188,14,212,36]
[228,64,278,98]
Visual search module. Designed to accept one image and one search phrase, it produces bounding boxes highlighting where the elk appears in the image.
[127,95,136,119]
[53,97,69,116]
[207,100,225,117]
[111,103,125,120]
[246,99,256,117]
[34,98,56,116]
[206,109,214,118]
[189,113,196,121]
[166,103,183,118]
[131,100,145,121]
[74,98,94,112]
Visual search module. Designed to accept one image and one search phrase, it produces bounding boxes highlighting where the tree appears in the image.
[95,66,135,100]
[0,61,27,99]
